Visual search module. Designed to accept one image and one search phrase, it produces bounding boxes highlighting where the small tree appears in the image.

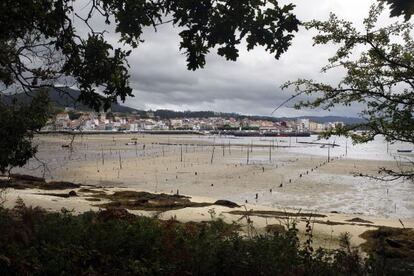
[285,4,414,180]
[0,91,50,175]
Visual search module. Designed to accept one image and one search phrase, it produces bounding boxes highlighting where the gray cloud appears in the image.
[73,0,397,118]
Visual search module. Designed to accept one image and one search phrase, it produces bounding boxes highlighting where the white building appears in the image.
[297,119,310,131]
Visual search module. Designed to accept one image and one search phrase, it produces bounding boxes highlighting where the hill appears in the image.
[1,88,365,124]
[152,110,366,125]
[278,116,366,125]
[2,87,139,113]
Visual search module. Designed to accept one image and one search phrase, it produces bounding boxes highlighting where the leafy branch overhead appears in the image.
[0,91,50,174]
[285,4,414,145]
[379,0,414,21]
[284,3,414,180]
[0,0,299,111]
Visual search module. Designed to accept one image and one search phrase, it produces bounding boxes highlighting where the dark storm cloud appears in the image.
[73,0,394,117]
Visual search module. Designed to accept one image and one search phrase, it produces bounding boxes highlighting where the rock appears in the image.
[68,190,77,197]
[214,200,240,208]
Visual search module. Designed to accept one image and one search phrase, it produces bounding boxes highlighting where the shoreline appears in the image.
[6,133,413,249]
[38,130,316,137]
[2,179,413,250]
[14,134,413,219]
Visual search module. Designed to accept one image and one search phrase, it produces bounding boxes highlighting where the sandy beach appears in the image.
[6,133,414,248]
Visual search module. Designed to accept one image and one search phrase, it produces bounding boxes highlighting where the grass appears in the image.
[0,199,412,275]
[360,227,414,259]
[359,227,414,274]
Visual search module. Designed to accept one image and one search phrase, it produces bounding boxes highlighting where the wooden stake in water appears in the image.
[222,145,225,157]
[345,139,348,156]
[247,147,250,164]
[210,146,215,164]
[269,142,272,162]
[228,141,231,155]
[180,144,183,162]
[328,147,330,162]
[101,148,105,165]
[118,150,122,169]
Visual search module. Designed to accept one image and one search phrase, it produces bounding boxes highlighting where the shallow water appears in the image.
[192,134,413,161]
[186,135,413,218]
[16,134,414,219]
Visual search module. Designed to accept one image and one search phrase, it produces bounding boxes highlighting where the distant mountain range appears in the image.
[1,87,366,125]
[2,87,138,113]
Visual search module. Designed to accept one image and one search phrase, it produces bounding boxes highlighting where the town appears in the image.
[44,109,346,135]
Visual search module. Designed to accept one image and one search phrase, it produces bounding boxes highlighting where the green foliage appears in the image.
[0,0,299,111]
[0,204,408,275]
[0,0,300,175]
[218,124,239,131]
[379,0,414,20]
[0,91,50,174]
[285,4,414,145]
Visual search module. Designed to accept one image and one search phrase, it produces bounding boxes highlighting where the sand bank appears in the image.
[6,133,413,247]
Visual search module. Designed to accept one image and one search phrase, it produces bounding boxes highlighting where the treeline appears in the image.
[152,109,282,122]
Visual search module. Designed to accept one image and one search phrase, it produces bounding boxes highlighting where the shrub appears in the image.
[0,204,410,275]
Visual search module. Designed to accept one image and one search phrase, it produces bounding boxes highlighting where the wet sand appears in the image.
[3,185,413,250]
[20,134,412,217]
[6,133,414,248]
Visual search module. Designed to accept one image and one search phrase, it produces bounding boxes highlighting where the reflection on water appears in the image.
[192,134,413,161]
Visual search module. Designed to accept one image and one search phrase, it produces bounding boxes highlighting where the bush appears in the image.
[0,203,410,275]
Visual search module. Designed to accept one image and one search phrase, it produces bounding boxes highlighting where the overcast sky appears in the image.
[77,0,400,117]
